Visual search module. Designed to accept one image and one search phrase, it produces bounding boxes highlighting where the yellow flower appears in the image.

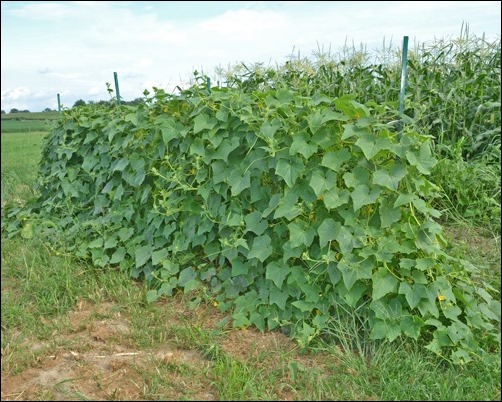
[437,294,446,302]
[212,301,219,308]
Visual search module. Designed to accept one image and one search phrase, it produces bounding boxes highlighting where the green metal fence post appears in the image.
[57,93,61,113]
[114,72,121,106]
[398,36,409,121]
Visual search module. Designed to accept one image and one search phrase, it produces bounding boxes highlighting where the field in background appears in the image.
[1,111,59,133]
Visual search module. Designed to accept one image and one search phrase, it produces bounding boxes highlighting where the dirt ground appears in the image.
[1,296,324,401]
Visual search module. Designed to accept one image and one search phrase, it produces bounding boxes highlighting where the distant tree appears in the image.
[73,99,86,108]
[124,97,145,106]
[43,107,53,112]
[97,100,113,106]
[20,109,30,113]
[1,110,5,114]
[9,108,20,113]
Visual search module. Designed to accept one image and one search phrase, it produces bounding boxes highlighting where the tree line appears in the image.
[1,97,145,114]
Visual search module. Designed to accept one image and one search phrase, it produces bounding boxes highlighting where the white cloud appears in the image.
[1,87,31,101]
[9,2,75,20]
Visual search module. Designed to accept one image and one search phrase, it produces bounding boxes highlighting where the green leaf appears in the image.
[372,164,407,191]
[20,222,33,239]
[400,315,425,340]
[291,300,315,313]
[104,237,118,250]
[336,227,355,254]
[372,267,398,300]
[211,137,240,162]
[88,238,104,248]
[405,142,436,174]
[354,133,393,160]
[288,221,315,248]
[146,290,159,303]
[135,245,152,268]
[398,282,427,309]
[322,188,350,209]
[441,303,462,321]
[193,113,217,133]
[274,190,302,220]
[266,261,290,289]
[370,320,401,342]
[248,235,272,262]
[321,148,351,172]
[290,132,317,159]
[109,247,126,264]
[341,124,368,140]
[244,211,268,235]
[337,280,367,307]
[260,120,281,139]
[379,198,402,228]
[269,285,289,310]
[276,157,304,188]
[309,169,336,197]
[228,169,251,196]
[351,185,381,211]
[317,218,341,248]
[152,248,169,265]
[178,266,197,287]
[160,122,180,143]
[113,158,129,172]
[338,261,358,290]
[343,166,370,188]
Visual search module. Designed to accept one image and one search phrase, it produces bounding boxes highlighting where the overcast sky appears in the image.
[1,1,500,112]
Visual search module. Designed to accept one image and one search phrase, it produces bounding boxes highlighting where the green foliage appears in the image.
[429,138,501,234]
[218,27,501,163]
[2,63,499,366]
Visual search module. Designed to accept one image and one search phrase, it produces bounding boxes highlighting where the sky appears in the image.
[1,1,500,112]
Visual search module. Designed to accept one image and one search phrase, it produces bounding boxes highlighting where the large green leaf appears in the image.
[405,142,436,174]
[245,211,268,235]
[379,198,402,228]
[398,282,428,309]
[135,245,152,268]
[266,261,290,289]
[248,235,272,262]
[290,131,318,159]
[194,113,218,133]
[317,218,341,248]
[309,169,336,197]
[269,285,289,310]
[372,267,398,300]
[276,157,304,188]
[372,164,407,191]
[321,148,351,172]
[354,133,394,160]
[288,221,315,248]
[351,185,381,211]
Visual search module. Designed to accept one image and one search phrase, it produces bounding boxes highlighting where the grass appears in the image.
[1,129,500,400]
[1,111,60,133]
[1,111,60,120]
[1,131,47,204]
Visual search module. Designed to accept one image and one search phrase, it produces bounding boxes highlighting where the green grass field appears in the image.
[1,111,60,133]
[1,128,500,401]
[1,131,47,203]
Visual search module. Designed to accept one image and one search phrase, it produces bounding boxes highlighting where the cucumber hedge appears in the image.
[2,68,499,365]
